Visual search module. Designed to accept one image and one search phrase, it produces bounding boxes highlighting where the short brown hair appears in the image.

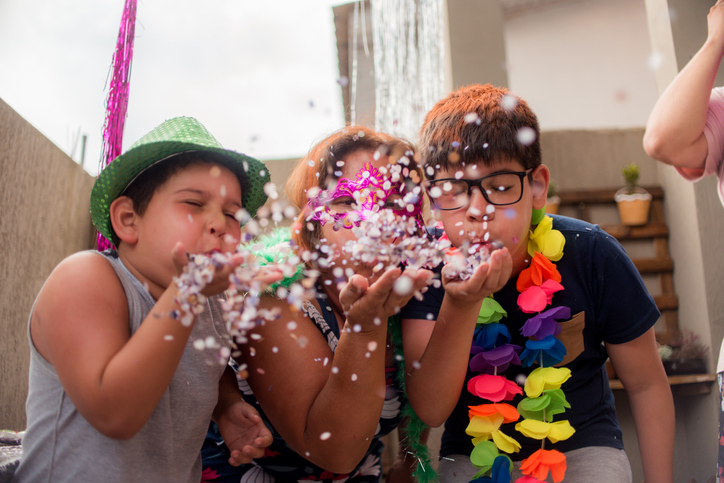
[285,126,420,253]
[419,84,541,177]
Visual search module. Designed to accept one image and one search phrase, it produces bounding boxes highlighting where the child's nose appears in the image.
[466,188,493,221]
[207,211,227,236]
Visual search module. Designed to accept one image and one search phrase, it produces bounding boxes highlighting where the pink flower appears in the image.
[467,374,523,402]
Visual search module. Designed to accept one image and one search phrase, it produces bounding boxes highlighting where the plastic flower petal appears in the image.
[491,430,522,454]
[514,477,546,483]
[470,442,513,479]
[478,297,508,324]
[520,336,566,367]
[466,413,503,444]
[517,280,564,313]
[524,367,572,398]
[468,374,523,402]
[470,344,522,374]
[469,403,520,421]
[472,323,511,352]
[520,306,570,339]
[517,389,570,421]
[517,286,547,313]
[520,449,567,483]
[528,216,565,261]
[469,441,501,475]
[515,419,575,444]
[471,454,514,483]
[517,252,562,292]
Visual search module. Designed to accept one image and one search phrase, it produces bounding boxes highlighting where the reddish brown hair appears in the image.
[418,84,541,177]
[285,126,419,253]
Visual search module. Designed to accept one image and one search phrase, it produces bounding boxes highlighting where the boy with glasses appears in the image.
[397,84,674,482]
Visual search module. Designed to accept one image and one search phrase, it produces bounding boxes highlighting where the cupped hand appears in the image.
[216,400,273,466]
[441,247,512,303]
[170,242,245,297]
[339,267,433,332]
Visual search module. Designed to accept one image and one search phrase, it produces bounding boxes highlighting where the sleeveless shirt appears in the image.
[13,250,229,483]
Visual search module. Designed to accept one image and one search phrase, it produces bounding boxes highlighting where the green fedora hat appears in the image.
[90,116,269,242]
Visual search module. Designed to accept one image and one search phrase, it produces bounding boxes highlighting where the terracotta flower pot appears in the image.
[614,187,651,226]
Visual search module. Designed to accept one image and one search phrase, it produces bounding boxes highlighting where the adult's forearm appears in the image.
[644,40,724,167]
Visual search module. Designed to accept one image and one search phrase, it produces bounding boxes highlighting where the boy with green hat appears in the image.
[13,117,274,482]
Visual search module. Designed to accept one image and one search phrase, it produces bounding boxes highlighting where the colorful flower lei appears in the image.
[465,210,574,483]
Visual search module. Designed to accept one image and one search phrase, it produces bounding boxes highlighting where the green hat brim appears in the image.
[90,141,269,243]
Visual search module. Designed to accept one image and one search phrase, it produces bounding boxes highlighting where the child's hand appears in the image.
[442,247,512,303]
[339,267,433,332]
[170,242,244,297]
[216,400,273,466]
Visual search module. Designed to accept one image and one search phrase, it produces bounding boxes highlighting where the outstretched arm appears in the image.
[402,247,513,427]
[606,328,674,483]
[240,267,432,474]
[643,0,724,170]
[31,245,242,440]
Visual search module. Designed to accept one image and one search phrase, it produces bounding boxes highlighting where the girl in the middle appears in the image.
[202,126,512,481]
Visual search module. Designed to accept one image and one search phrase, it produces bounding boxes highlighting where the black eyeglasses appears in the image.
[424,169,533,210]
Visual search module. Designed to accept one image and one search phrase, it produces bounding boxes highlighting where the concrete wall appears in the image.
[0,97,95,429]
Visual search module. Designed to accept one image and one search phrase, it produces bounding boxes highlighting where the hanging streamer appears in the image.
[369,0,445,141]
[96,0,137,251]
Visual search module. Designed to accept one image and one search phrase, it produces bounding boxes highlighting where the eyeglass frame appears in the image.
[424,168,535,210]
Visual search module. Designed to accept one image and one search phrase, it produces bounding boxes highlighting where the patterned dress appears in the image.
[201,291,405,483]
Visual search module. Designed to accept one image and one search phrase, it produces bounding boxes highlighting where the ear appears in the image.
[530,164,550,210]
[109,196,139,245]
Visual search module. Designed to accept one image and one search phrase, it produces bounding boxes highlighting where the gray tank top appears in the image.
[13,250,230,483]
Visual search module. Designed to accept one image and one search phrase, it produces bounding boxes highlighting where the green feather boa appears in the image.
[248,227,435,481]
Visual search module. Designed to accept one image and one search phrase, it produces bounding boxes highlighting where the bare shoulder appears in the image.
[32,251,128,363]
[38,251,126,309]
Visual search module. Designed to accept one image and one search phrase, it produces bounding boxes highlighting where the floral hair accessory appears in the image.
[527,216,564,261]
[518,449,567,483]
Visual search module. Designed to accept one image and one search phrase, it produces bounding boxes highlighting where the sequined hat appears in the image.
[90,117,269,242]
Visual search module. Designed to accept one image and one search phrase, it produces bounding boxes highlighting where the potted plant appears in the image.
[659,330,708,376]
[546,179,560,215]
[614,162,652,226]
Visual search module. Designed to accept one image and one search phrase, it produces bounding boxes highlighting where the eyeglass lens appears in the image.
[428,172,525,210]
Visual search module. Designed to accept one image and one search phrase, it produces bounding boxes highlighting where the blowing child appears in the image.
[12,117,273,482]
[399,85,674,483]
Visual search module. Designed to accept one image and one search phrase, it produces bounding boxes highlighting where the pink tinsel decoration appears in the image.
[96,0,137,251]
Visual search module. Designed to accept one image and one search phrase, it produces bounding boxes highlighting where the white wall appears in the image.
[504,0,659,130]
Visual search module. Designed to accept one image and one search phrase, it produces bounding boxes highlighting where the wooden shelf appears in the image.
[608,373,716,396]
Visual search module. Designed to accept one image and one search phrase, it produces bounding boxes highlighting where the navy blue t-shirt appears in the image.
[400,215,660,459]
